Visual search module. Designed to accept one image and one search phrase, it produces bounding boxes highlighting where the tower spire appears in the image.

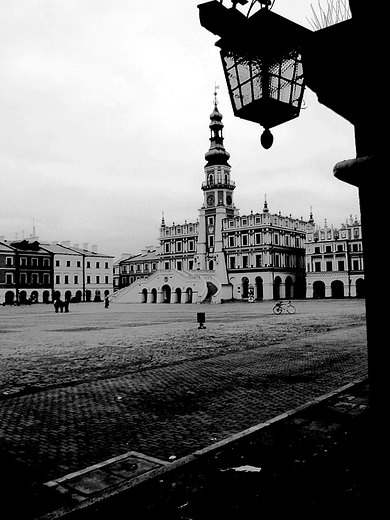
[263,194,269,213]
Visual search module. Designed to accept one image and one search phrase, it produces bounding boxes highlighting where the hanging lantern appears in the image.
[198,1,311,148]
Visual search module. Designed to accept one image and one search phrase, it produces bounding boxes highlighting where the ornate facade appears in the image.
[113,94,312,304]
[305,217,364,298]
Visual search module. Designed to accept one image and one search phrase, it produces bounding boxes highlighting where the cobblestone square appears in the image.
[0,299,367,483]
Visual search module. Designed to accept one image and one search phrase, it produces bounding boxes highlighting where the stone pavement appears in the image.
[0,325,367,518]
[46,378,372,519]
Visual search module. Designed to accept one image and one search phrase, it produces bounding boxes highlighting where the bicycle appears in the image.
[273,300,296,315]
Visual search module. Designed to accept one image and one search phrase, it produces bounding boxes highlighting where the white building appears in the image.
[112,93,311,304]
[305,217,364,298]
[41,242,114,302]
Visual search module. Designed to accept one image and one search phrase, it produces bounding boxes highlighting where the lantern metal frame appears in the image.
[198,1,312,147]
[220,47,305,130]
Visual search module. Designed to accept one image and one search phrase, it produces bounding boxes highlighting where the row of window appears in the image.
[3,257,111,269]
[224,233,304,248]
[309,259,363,272]
[4,256,50,267]
[223,216,309,230]
[307,228,361,242]
[3,273,113,285]
[163,225,197,236]
[162,240,196,254]
[308,243,362,254]
[120,263,158,274]
[55,260,111,269]
[228,252,302,270]
[55,275,111,284]
[3,273,50,284]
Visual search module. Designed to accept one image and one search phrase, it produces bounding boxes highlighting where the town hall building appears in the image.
[112,93,313,304]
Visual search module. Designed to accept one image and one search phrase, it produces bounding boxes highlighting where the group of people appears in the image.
[53,296,110,312]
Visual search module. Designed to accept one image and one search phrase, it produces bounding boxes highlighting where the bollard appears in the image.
[197,312,206,329]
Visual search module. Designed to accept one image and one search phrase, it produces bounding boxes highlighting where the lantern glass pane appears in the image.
[237,61,250,85]
[228,69,238,90]
[252,74,262,100]
[232,88,242,110]
[241,81,252,106]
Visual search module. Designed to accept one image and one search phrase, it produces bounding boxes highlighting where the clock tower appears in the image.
[197,90,238,286]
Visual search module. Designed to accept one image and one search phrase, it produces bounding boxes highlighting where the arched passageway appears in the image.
[5,291,15,305]
[162,284,171,303]
[241,277,249,299]
[285,276,293,299]
[313,281,325,299]
[273,276,282,300]
[356,278,365,298]
[331,280,344,298]
[255,276,263,300]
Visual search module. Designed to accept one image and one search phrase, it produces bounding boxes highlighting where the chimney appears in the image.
[62,240,71,247]
[91,244,98,253]
[83,243,89,250]
[73,243,79,248]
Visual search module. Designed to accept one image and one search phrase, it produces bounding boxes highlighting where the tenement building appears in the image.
[305,216,364,298]
[113,93,313,304]
[0,238,114,305]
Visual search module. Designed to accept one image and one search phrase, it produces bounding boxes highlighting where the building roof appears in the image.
[40,243,81,255]
[2,239,51,254]
[60,245,114,259]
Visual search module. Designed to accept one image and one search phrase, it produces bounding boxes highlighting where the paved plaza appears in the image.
[0,300,367,487]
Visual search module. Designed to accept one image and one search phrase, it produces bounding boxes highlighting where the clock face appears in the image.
[208,225,214,233]
[226,195,232,206]
[207,194,215,206]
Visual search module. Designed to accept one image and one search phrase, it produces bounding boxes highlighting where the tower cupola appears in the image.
[204,89,230,167]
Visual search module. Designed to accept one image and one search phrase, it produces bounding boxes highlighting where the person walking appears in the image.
[104,296,109,309]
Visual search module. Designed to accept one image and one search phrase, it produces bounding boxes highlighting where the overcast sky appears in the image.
[0,0,359,260]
